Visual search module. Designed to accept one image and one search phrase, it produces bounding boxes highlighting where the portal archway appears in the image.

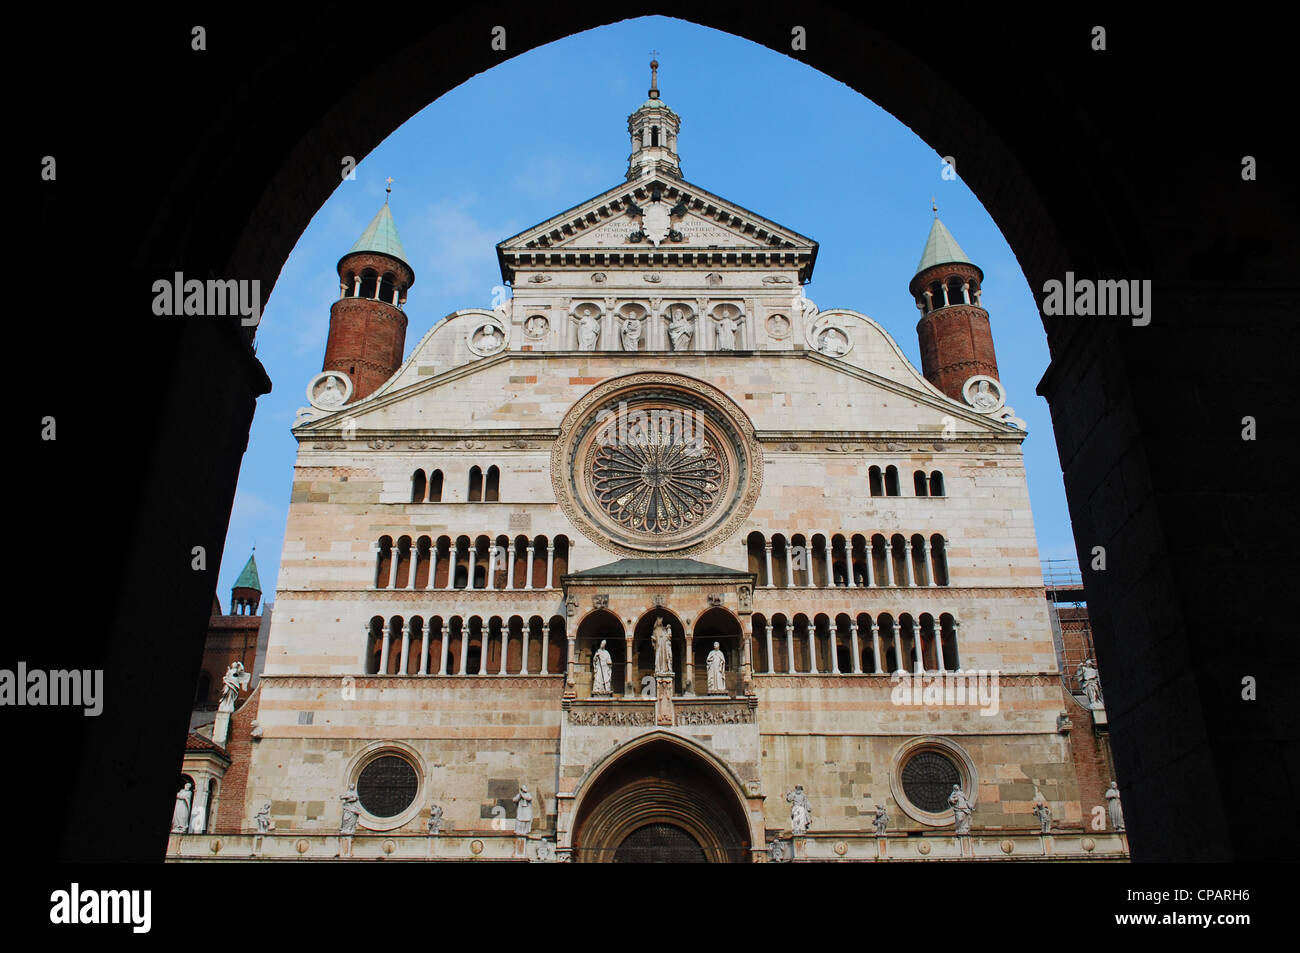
[571,733,752,863]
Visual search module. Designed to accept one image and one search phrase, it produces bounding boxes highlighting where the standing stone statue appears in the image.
[1105,781,1125,831]
[667,307,693,351]
[620,314,642,351]
[189,802,205,834]
[948,784,973,834]
[339,785,361,836]
[255,801,273,833]
[513,786,533,835]
[706,641,727,695]
[651,616,673,675]
[575,307,601,351]
[872,803,889,835]
[1033,798,1052,834]
[1076,658,1103,708]
[591,640,613,696]
[171,782,193,833]
[427,803,444,834]
[714,313,744,350]
[219,661,248,712]
[785,785,812,835]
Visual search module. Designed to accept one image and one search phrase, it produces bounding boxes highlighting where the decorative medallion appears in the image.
[551,372,763,558]
[806,314,853,358]
[962,375,1006,413]
[523,314,550,339]
[765,314,791,340]
[467,314,510,357]
[307,370,353,410]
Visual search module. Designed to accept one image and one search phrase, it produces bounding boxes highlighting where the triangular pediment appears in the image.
[497,175,818,281]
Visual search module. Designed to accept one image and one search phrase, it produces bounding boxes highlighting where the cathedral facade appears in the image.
[171,65,1127,862]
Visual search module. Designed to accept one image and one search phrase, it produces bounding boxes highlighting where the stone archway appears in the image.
[571,733,752,863]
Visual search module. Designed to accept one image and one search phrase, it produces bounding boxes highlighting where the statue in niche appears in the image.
[255,801,273,833]
[872,803,889,835]
[667,306,694,351]
[189,803,205,834]
[427,803,444,834]
[714,311,744,351]
[650,615,674,675]
[575,307,601,351]
[948,784,973,834]
[785,785,812,835]
[316,373,345,407]
[1076,658,1103,708]
[172,782,193,833]
[1105,781,1125,831]
[475,324,502,352]
[620,314,642,351]
[817,327,849,356]
[592,639,613,696]
[219,661,248,712]
[706,641,727,695]
[525,314,549,338]
[513,786,533,835]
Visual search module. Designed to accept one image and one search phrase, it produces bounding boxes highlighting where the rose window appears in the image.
[590,428,726,534]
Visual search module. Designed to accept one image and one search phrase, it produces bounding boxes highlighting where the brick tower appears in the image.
[322,187,415,402]
[909,211,999,401]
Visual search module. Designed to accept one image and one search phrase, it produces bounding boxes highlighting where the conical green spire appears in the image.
[233,552,261,592]
[348,201,409,267]
[914,216,974,276]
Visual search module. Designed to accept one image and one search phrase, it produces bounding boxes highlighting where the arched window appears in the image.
[947,277,964,307]
[394,536,412,589]
[379,271,396,304]
[913,470,928,496]
[746,531,766,585]
[485,465,500,502]
[428,468,443,502]
[468,466,483,502]
[375,535,393,588]
[940,613,960,669]
[884,465,900,496]
[411,469,426,502]
[868,465,883,497]
[651,125,659,146]
[930,534,950,586]
[911,533,930,586]
[343,271,356,297]
[929,471,945,496]
[358,269,378,299]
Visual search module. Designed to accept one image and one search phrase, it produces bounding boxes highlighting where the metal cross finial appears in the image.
[931,196,938,216]
[386,176,394,201]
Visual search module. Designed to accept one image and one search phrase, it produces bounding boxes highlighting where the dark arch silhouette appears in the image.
[31,9,1293,863]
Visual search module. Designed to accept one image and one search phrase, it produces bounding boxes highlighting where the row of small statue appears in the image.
[782,781,1126,837]
[590,634,727,695]
[572,305,744,352]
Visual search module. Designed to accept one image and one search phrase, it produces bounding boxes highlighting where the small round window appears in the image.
[900,749,961,813]
[356,755,418,818]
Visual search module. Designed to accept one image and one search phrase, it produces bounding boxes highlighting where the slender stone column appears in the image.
[564,630,577,697]
[466,549,477,591]
[922,289,932,312]
[623,632,635,699]
[807,620,819,674]
[869,619,882,674]
[784,545,794,588]
[399,623,410,675]
[763,542,775,588]
[380,624,391,675]
[941,284,950,306]
[458,619,470,675]
[541,622,551,676]
[950,620,961,668]
[683,627,696,696]
[486,544,497,591]
[364,622,374,674]
[961,280,970,304]
[785,623,795,674]
[862,541,873,587]
[903,539,916,587]
[849,622,861,674]
[913,624,924,673]
[521,625,530,676]
[353,275,361,296]
[922,539,933,586]
[741,628,754,694]
[885,541,896,586]
[418,625,429,675]
[830,622,840,674]
[823,537,834,588]
[934,622,946,672]
[499,626,509,675]
[444,546,457,590]
[763,619,774,675]
[428,547,439,591]
[438,622,449,675]
[388,544,400,588]
[546,545,555,589]
[525,545,535,590]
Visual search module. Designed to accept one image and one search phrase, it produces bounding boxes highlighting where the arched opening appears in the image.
[929,471,945,496]
[577,609,626,697]
[375,535,393,588]
[884,465,901,497]
[572,735,752,863]
[411,468,426,502]
[484,465,500,501]
[633,609,686,695]
[467,465,483,502]
[428,468,444,502]
[746,531,766,585]
[692,606,743,696]
[913,470,928,496]
[868,465,883,497]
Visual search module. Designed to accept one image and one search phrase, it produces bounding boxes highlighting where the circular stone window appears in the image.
[356,755,418,818]
[901,750,961,812]
[552,373,763,557]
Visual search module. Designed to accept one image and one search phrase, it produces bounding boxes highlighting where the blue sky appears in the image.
[220,15,1081,606]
